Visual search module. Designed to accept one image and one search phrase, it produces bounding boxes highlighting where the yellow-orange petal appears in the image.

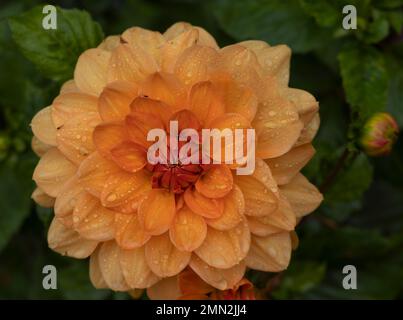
[97,35,120,51]
[195,165,233,199]
[74,48,111,96]
[138,189,176,235]
[31,136,52,157]
[107,43,158,83]
[265,144,315,185]
[101,170,150,208]
[184,187,224,219]
[187,81,225,126]
[110,141,147,173]
[72,193,115,241]
[92,121,128,159]
[31,106,57,146]
[112,182,151,214]
[145,233,191,277]
[164,22,218,49]
[33,148,76,197]
[279,173,323,217]
[195,219,250,269]
[178,268,214,296]
[47,218,98,259]
[89,248,108,289]
[121,27,166,65]
[256,195,296,231]
[235,175,277,217]
[282,88,319,124]
[54,175,83,218]
[98,81,139,122]
[60,79,79,94]
[120,246,160,289]
[174,45,219,86]
[77,152,121,198]
[147,276,182,300]
[206,184,244,231]
[115,213,150,249]
[296,113,320,146]
[98,241,129,291]
[169,205,207,252]
[245,232,292,272]
[52,92,98,128]
[31,187,55,208]
[246,216,283,237]
[56,111,101,164]
[189,255,246,290]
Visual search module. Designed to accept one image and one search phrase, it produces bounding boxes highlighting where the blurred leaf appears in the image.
[213,0,329,53]
[386,57,403,128]
[9,5,103,82]
[299,0,340,27]
[272,261,326,299]
[339,45,389,122]
[359,11,390,44]
[0,155,35,252]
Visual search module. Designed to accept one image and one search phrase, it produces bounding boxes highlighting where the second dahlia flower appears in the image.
[31,22,323,295]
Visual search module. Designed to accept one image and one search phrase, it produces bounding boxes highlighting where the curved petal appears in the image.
[98,80,139,122]
[184,186,224,219]
[92,122,128,160]
[110,141,147,173]
[115,213,150,249]
[279,173,323,217]
[72,192,115,241]
[33,148,76,197]
[98,35,120,51]
[245,232,291,272]
[31,187,55,208]
[295,113,320,146]
[138,188,176,235]
[107,43,158,83]
[178,268,214,295]
[195,219,250,269]
[282,88,319,123]
[60,80,79,94]
[31,136,52,157]
[189,255,246,290]
[265,144,315,185]
[164,22,218,49]
[206,184,244,231]
[74,48,111,96]
[145,233,191,277]
[31,106,57,146]
[89,248,108,289]
[98,241,130,291]
[146,276,182,300]
[52,92,98,128]
[247,216,283,237]
[195,165,233,199]
[120,246,160,289]
[47,218,98,259]
[54,175,84,218]
[77,152,121,197]
[169,205,207,252]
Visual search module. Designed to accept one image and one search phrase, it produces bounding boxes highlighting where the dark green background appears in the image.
[0,0,402,299]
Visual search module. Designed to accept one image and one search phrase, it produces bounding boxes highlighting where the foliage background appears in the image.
[0,0,402,300]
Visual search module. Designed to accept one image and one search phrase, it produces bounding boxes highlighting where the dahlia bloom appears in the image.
[31,22,323,295]
[360,112,399,157]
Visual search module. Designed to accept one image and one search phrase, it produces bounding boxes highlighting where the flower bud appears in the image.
[360,112,399,156]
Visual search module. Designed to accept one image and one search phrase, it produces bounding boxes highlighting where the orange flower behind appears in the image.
[31,22,323,295]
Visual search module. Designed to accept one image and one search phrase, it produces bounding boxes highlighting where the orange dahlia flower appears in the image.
[31,22,323,295]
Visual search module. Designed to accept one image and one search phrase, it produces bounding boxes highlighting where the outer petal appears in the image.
[74,48,111,96]
[138,189,176,235]
[52,92,98,128]
[47,218,98,259]
[98,35,120,51]
[98,241,130,291]
[115,213,150,249]
[145,233,191,277]
[31,106,57,146]
[169,205,207,252]
[189,255,246,290]
[164,22,218,49]
[195,219,250,269]
[195,165,233,199]
[60,80,79,94]
[279,173,323,217]
[247,216,284,237]
[178,268,214,295]
[107,43,158,83]
[206,184,244,231]
[31,187,55,207]
[89,248,108,289]
[265,144,315,185]
[33,148,76,197]
[245,232,292,272]
[54,175,84,218]
[296,113,320,146]
[72,192,115,241]
[184,186,224,219]
[282,88,319,124]
[120,246,160,289]
[31,136,52,157]
[146,276,182,300]
[98,80,139,122]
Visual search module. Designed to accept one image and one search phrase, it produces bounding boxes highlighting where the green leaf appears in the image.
[299,0,340,28]
[338,45,389,121]
[9,6,103,82]
[213,0,329,53]
[0,155,35,252]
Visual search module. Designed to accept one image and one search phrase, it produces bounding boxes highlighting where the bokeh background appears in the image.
[0,0,402,299]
